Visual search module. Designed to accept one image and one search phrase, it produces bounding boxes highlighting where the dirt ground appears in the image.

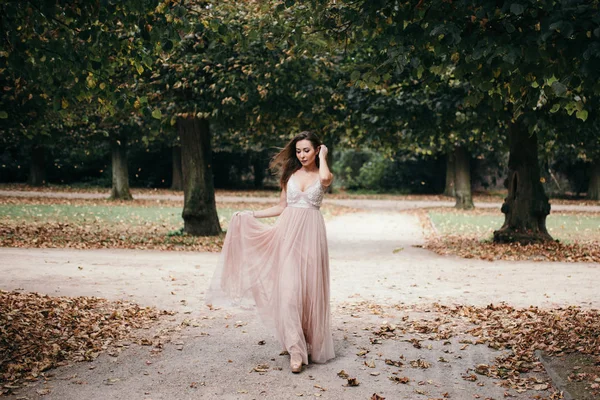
[1,208,599,399]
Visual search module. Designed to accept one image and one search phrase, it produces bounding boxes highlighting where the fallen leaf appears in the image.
[385,359,403,367]
[253,364,269,373]
[345,378,360,387]
[337,370,349,379]
[389,376,410,384]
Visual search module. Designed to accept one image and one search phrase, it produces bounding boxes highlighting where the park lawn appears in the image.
[424,209,600,263]
[428,210,600,242]
[0,197,355,251]
[3,183,600,205]
[0,203,232,228]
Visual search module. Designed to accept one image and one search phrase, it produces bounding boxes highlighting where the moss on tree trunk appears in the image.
[454,146,473,209]
[178,116,221,236]
[110,139,133,200]
[588,161,600,200]
[171,146,183,191]
[444,151,456,197]
[493,121,552,244]
[27,144,46,186]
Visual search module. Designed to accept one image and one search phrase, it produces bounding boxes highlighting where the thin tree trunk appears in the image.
[171,146,183,191]
[454,146,473,209]
[493,121,552,244]
[28,144,46,186]
[178,116,221,236]
[588,160,600,200]
[109,139,133,200]
[444,151,456,197]
[252,152,266,189]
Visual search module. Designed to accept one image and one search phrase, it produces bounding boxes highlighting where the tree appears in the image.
[333,73,503,208]
[178,116,221,235]
[444,152,456,197]
[453,145,474,209]
[0,0,177,192]
[171,145,183,191]
[309,0,600,242]
[590,161,600,200]
[543,99,600,200]
[27,144,47,187]
[151,0,341,235]
[109,136,133,200]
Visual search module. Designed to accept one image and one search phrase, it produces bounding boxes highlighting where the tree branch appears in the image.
[26,0,82,33]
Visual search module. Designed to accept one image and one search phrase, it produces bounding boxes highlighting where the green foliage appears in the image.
[333,150,373,189]
[0,0,177,134]
[356,154,389,190]
[315,0,600,129]
[334,149,445,193]
[149,0,341,151]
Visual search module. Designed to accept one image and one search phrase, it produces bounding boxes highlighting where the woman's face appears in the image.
[296,139,318,167]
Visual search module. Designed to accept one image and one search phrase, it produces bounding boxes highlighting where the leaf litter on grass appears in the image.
[424,235,600,263]
[414,209,600,263]
[0,197,356,251]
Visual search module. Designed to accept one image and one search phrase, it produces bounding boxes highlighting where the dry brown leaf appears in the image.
[409,359,431,369]
[337,370,349,379]
[0,290,162,393]
[389,376,410,384]
[345,377,360,387]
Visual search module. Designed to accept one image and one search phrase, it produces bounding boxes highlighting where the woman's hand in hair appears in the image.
[318,144,333,187]
[319,144,328,159]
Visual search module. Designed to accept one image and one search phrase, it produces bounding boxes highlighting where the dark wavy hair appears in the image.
[269,131,322,190]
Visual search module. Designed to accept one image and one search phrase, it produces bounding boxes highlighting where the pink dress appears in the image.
[207,175,335,364]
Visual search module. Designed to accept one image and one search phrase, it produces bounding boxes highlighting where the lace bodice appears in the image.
[286,175,324,210]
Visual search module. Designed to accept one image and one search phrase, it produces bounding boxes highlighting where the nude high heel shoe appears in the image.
[290,352,302,373]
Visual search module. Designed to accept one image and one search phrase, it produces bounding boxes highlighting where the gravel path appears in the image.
[1,208,599,399]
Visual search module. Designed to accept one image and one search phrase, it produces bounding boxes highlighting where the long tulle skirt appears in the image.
[207,206,335,364]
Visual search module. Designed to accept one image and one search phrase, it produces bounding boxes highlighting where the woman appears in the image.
[207,131,335,373]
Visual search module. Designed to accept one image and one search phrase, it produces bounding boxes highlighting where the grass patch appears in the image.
[0,203,248,228]
[421,209,600,262]
[428,210,600,242]
[0,197,356,251]
[0,203,183,225]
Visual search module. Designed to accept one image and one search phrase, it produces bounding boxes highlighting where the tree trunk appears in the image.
[252,152,266,189]
[178,116,221,236]
[493,121,552,244]
[109,139,133,200]
[454,146,473,209]
[27,144,46,186]
[171,146,183,191]
[444,151,456,197]
[587,161,600,200]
